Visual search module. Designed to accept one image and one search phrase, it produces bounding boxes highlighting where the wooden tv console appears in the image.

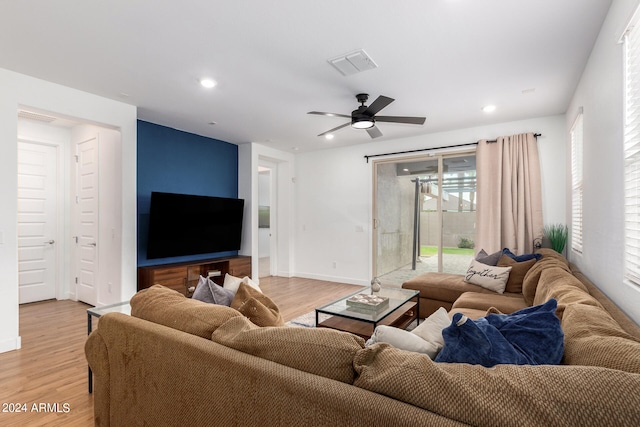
[137,255,251,297]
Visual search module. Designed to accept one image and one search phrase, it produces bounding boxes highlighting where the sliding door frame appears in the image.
[371,149,476,279]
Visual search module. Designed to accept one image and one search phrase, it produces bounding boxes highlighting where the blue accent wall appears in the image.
[137,120,239,267]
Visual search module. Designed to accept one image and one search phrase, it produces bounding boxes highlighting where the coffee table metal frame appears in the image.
[315,287,419,338]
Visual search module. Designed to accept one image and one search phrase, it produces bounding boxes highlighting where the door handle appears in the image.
[44,240,55,245]
[88,242,97,247]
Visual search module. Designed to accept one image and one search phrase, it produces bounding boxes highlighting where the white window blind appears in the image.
[570,111,583,254]
[624,18,640,286]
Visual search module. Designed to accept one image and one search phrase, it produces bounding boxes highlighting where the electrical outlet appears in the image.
[332,261,337,269]
[108,282,112,293]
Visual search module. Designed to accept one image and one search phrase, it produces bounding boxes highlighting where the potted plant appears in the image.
[544,223,568,254]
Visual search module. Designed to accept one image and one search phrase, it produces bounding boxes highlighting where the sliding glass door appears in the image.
[373,152,476,285]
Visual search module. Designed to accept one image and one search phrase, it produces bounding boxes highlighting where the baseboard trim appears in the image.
[0,335,21,354]
[294,272,369,287]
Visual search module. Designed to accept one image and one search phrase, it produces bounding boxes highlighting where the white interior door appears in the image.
[17,141,58,304]
[76,137,99,305]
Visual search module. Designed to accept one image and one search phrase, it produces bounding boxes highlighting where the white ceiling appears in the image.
[0,0,611,153]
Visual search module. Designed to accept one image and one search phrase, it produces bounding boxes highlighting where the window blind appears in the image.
[570,112,583,254]
[624,19,640,286]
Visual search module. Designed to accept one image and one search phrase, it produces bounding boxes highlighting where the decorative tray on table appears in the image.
[346,294,389,312]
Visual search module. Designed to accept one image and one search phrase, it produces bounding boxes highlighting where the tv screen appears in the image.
[146,192,244,259]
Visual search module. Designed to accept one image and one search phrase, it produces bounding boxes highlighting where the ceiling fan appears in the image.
[308,93,426,139]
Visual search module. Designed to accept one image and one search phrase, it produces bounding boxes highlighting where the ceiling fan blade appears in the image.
[375,115,426,125]
[317,122,350,137]
[308,111,351,118]
[367,126,383,139]
[364,95,394,116]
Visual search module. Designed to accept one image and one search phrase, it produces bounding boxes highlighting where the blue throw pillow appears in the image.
[502,248,542,262]
[435,299,563,367]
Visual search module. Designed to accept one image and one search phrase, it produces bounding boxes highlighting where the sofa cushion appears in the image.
[193,275,235,306]
[449,307,491,320]
[223,273,261,294]
[130,285,242,339]
[463,259,511,293]
[452,291,527,314]
[562,303,640,373]
[571,264,640,340]
[522,257,571,305]
[403,272,498,303]
[367,307,451,359]
[353,344,640,427]
[411,307,450,350]
[366,326,441,358]
[535,248,569,266]
[231,282,284,327]
[497,255,537,294]
[435,299,564,367]
[211,316,365,383]
[532,266,600,320]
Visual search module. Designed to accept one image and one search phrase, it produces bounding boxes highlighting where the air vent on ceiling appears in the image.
[328,49,378,76]
[18,110,57,123]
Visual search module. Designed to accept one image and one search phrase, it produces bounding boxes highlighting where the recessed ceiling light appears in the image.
[200,78,217,88]
[325,134,334,140]
[482,105,496,113]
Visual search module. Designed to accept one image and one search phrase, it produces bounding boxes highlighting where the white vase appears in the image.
[371,277,381,293]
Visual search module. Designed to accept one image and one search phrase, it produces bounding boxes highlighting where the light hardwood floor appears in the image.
[0,277,360,426]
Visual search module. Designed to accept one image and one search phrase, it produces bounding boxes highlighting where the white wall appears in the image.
[0,68,137,353]
[566,0,640,324]
[294,114,566,286]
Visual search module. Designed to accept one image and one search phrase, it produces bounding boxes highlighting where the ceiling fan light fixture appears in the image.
[200,78,217,88]
[351,116,375,129]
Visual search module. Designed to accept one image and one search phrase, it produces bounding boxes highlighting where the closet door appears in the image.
[17,141,59,304]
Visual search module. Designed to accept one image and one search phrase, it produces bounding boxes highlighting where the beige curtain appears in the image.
[475,132,543,255]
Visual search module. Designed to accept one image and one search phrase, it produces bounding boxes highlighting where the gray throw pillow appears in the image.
[193,276,234,306]
[476,249,502,266]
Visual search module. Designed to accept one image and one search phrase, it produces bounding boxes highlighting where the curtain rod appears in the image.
[363,133,541,163]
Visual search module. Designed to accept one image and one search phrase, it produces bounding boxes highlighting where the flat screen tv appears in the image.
[146,191,244,259]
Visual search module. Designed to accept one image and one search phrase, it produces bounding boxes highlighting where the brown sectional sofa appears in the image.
[86,250,640,426]
[404,249,588,319]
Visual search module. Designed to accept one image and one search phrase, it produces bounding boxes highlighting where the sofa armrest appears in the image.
[85,330,110,427]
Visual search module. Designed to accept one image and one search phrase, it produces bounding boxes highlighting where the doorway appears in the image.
[16,110,122,307]
[258,163,276,278]
[373,152,477,285]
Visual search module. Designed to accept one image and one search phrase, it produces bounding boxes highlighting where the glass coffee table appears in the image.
[315,287,419,339]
